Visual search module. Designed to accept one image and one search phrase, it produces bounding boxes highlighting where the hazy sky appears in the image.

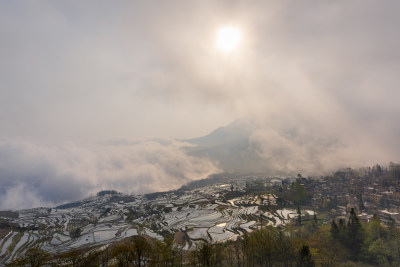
[1,1,400,209]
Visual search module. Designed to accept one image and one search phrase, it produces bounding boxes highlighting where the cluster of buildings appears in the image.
[305,168,400,225]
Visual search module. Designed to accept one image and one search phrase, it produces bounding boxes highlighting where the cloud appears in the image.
[0,139,220,210]
[0,1,400,208]
[1,1,399,142]
[187,116,397,177]
[247,115,396,175]
[0,183,51,210]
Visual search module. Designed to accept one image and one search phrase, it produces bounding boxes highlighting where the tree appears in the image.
[389,162,400,184]
[388,215,396,228]
[111,242,132,267]
[307,225,349,266]
[297,245,315,267]
[8,248,50,267]
[297,205,302,225]
[151,236,181,266]
[368,238,390,265]
[110,236,151,267]
[294,180,310,205]
[253,227,277,266]
[70,227,82,238]
[78,250,102,267]
[52,248,84,267]
[233,236,243,267]
[131,236,151,267]
[346,208,365,258]
[276,230,295,267]
[372,164,383,177]
[367,214,386,241]
[330,220,339,240]
[194,239,215,267]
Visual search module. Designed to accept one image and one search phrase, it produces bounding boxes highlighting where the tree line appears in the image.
[6,208,400,267]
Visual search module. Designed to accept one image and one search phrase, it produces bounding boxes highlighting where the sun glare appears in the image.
[217,26,241,52]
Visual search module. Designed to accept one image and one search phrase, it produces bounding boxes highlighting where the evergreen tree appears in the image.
[330,220,339,240]
[313,212,318,225]
[346,208,365,257]
[388,215,396,227]
[297,205,302,225]
[297,245,315,267]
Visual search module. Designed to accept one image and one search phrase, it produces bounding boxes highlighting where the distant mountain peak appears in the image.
[185,118,266,174]
[187,118,254,146]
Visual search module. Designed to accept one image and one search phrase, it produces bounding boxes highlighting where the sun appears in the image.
[216,26,241,52]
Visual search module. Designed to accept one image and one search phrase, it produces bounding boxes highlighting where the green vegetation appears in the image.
[6,163,400,266]
[6,209,400,266]
[55,201,85,210]
[0,211,19,219]
[70,227,82,238]
[97,190,119,197]
[6,247,50,267]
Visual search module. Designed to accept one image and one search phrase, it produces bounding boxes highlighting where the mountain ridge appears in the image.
[184,118,271,174]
